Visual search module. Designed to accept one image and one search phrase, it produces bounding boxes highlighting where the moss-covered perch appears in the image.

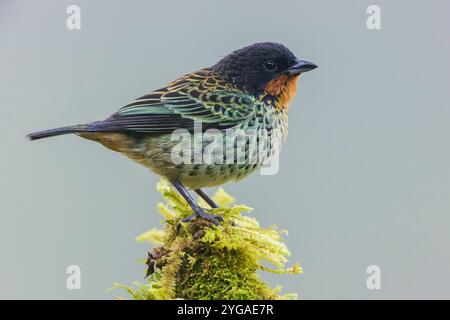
[113,179,302,300]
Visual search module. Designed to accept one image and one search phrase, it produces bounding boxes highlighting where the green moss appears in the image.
[112,179,302,300]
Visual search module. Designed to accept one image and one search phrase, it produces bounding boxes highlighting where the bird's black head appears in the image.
[211,42,317,97]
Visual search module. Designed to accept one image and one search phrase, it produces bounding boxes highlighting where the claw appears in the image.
[176,223,182,235]
[171,182,223,227]
[182,207,223,225]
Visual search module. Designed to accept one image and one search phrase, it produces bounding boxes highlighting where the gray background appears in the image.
[1,0,449,299]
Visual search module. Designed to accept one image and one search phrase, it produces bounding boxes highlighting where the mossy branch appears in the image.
[112,179,302,300]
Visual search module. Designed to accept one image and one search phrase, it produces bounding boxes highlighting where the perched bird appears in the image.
[28,42,317,225]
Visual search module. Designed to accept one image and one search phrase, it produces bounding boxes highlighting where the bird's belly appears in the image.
[136,133,269,189]
[82,123,285,189]
[143,128,283,187]
[178,163,260,189]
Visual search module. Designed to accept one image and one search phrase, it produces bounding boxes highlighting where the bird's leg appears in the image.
[172,182,223,225]
[194,189,219,208]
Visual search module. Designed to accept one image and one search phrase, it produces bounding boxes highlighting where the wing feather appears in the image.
[87,69,258,133]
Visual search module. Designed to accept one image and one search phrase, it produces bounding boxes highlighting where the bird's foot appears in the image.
[182,207,224,226]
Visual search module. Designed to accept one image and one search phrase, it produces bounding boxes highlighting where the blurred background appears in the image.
[1,0,449,299]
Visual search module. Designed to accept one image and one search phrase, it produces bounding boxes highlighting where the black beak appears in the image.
[285,60,318,75]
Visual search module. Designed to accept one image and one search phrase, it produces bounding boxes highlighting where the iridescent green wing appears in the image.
[87,69,259,133]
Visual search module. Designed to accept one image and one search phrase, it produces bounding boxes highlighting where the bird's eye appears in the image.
[263,60,277,71]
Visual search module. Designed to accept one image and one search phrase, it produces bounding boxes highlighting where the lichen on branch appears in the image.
[113,179,302,300]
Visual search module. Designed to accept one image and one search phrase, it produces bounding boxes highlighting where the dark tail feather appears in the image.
[27,124,87,140]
